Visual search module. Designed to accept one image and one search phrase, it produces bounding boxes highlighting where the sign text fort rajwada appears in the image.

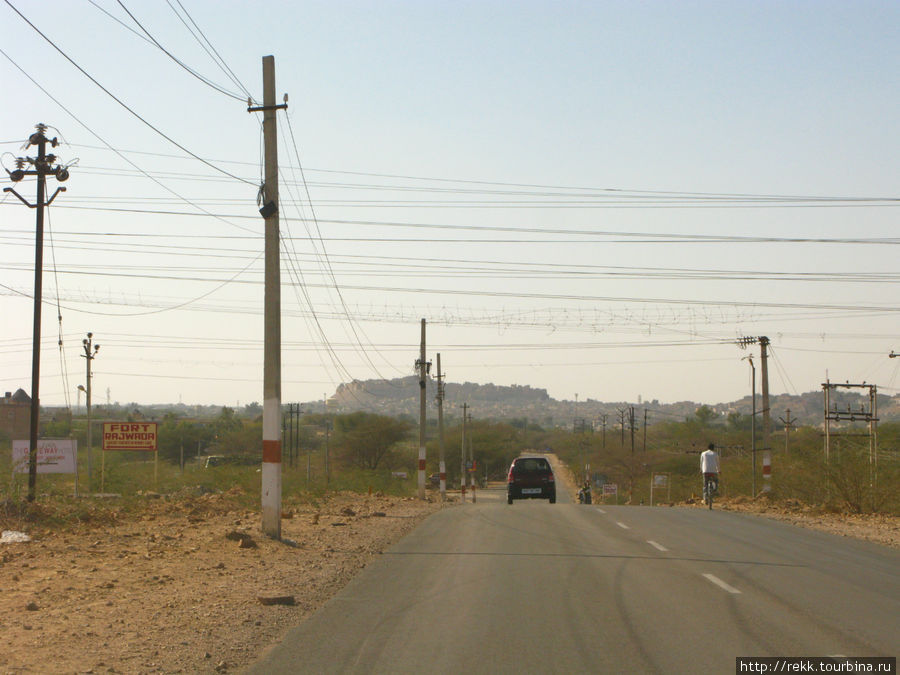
[102,422,158,451]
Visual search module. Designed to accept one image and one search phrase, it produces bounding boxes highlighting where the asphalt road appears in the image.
[247,486,898,674]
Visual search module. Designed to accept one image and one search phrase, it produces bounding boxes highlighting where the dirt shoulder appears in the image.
[1,490,444,674]
[707,496,900,549]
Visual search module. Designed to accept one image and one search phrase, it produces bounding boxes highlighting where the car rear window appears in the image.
[513,458,551,472]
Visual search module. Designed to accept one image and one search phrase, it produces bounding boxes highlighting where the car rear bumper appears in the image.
[507,486,555,500]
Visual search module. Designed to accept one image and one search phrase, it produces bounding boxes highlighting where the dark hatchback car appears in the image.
[507,456,556,504]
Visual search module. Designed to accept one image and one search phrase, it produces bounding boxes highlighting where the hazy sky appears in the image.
[2,0,898,410]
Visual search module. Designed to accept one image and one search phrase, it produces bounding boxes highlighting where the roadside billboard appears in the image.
[12,439,77,474]
[102,422,158,451]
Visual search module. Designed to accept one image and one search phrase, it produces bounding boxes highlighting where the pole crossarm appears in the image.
[247,103,288,113]
[3,186,66,207]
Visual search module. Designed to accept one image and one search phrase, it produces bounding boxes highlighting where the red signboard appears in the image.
[102,422,158,451]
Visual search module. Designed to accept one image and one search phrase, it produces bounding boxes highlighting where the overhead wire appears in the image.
[767,345,798,397]
[0,9,898,406]
[46,205,72,409]
[113,0,247,101]
[281,109,405,383]
[5,195,898,243]
[274,129,351,387]
[10,141,897,207]
[277,158,389,409]
[3,0,255,187]
[5,228,900,287]
[6,266,898,314]
[168,0,256,104]
[0,46,260,237]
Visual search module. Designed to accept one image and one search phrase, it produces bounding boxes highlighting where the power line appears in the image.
[5,265,900,314]
[280,110,403,383]
[4,0,255,186]
[4,202,898,245]
[168,0,256,103]
[8,142,897,206]
[0,46,260,236]
[113,0,247,101]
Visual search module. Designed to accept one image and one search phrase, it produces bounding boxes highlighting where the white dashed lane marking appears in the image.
[702,573,741,594]
[616,522,630,530]
[647,540,668,552]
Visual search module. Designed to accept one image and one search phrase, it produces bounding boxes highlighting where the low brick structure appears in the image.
[1,388,31,440]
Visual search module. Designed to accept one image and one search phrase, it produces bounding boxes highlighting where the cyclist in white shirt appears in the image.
[700,443,720,503]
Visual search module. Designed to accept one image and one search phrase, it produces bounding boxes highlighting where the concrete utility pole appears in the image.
[4,123,70,501]
[248,56,288,539]
[617,407,627,447]
[468,409,475,503]
[778,409,795,455]
[642,409,648,453]
[81,333,100,491]
[600,414,607,452]
[629,407,636,502]
[737,336,771,456]
[743,355,757,496]
[435,353,447,501]
[416,319,431,500]
[759,336,771,452]
[323,394,330,483]
[460,402,468,502]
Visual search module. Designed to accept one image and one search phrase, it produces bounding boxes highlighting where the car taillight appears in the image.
[507,471,514,483]
[546,473,555,482]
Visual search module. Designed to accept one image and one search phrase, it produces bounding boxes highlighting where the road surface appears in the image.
[247,485,898,674]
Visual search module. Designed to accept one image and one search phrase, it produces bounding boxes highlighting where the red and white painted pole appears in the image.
[256,55,284,538]
[460,402,467,503]
[417,319,427,500]
[436,353,447,501]
[762,451,772,492]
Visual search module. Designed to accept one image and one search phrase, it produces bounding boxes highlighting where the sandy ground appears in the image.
[1,490,442,674]
[1,469,896,674]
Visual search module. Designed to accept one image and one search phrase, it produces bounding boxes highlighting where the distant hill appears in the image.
[45,378,897,429]
[323,377,900,428]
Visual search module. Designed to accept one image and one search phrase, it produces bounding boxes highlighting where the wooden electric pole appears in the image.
[248,56,287,539]
[4,123,70,502]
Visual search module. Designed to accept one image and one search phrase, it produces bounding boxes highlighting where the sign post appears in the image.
[101,422,159,491]
[649,473,670,506]
[13,439,77,473]
[602,483,618,505]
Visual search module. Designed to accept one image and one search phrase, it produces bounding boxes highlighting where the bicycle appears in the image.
[702,474,718,510]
